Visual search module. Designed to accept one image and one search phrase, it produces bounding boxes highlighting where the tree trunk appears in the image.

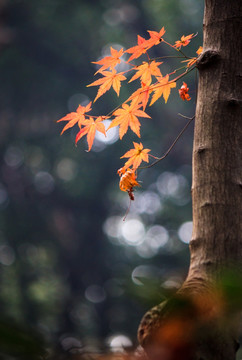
[138,1,242,359]
[188,0,242,286]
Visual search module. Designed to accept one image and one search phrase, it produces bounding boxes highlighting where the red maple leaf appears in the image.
[178,82,191,101]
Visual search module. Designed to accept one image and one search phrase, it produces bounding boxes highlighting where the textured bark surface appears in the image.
[187,0,242,285]
[138,1,242,359]
[183,1,242,357]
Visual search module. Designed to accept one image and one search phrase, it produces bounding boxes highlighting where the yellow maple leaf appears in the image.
[150,75,176,105]
[87,69,126,102]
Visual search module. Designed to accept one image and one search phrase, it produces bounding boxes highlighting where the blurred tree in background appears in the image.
[0,0,204,357]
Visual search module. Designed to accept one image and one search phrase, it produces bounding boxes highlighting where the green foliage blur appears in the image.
[0,0,204,357]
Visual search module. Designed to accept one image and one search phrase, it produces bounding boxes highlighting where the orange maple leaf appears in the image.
[174,34,194,49]
[125,35,150,62]
[183,57,196,68]
[196,46,203,55]
[129,60,162,86]
[150,75,176,105]
[57,102,92,135]
[75,116,106,151]
[87,69,126,102]
[121,142,151,171]
[92,47,124,73]
[128,82,153,110]
[178,82,191,101]
[182,46,203,68]
[118,168,140,193]
[108,103,151,139]
[146,27,166,48]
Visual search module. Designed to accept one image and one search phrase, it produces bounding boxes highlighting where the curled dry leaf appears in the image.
[179,82,191,101]
[118,167,140,193]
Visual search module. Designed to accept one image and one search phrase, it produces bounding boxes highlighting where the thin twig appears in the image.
[139,115,195,169]
[149,55,186,61]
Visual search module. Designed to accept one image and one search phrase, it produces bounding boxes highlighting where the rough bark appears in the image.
[187,0,242,286]
[138,1,242,359]
[182,1,242,357]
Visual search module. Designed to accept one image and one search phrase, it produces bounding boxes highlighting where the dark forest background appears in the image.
[0,0,204,358]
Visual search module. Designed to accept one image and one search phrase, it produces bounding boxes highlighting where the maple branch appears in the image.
[149,55,186,62]
[169,64,190,76]
[176,48,190,58]
[149,65,196,93]
[162,39,191,59]
[139,115,195,169]
[171,65,196,82]
[105,66,196,119]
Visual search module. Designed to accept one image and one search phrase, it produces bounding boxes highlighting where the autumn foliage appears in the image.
[57,27,202,199]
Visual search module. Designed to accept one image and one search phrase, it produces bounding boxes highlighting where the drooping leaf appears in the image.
[121,142,150,170]
[129,60,162,86]
[174,34,194,49]
[87,69,126,102]
[118,168,140,192]
[108,103,151,139]
[92,47,124,73]
[57,102,92,134]
[75,116,106,151]
[150,75,176,105]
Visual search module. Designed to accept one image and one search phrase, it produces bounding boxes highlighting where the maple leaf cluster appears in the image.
[57,26,201,198]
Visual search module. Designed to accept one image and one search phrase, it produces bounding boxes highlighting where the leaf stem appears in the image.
[105,65,196,118]
[139,115,195,169]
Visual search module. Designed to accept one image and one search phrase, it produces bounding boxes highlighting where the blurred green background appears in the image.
[0,0,204,358]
